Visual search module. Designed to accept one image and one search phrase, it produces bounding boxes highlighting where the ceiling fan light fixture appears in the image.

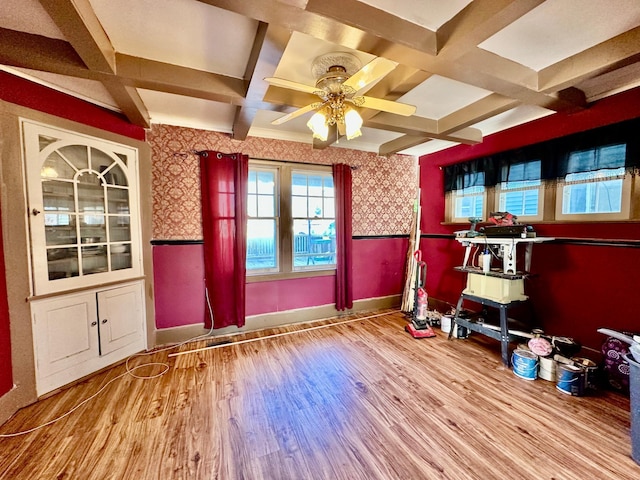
[344,108,363,140]
[307,111,329,141]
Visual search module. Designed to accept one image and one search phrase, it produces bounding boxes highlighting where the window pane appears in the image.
[256,194,275,217]
[292,173,307,195]
[500,190,539,216]
[308,175,323,196]
[563,178,623,214]
[291,170,335,270]
[308,197,323,217]
[324,177,334,196]
[454,185,484,219]
[292,219,335,268]
[257,171,275,194]
[248,171,257,194]
[292,196,308,217]
[246,219,276,270]
[324,198,335,217]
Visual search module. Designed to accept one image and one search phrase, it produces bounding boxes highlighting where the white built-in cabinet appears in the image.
[22,120,146,395]
[30,281,146,395]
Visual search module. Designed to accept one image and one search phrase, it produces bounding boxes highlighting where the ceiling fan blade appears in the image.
[264,77,318,94]
[271,103,318,125]
[343,57,397,92]
[361,96,416,116]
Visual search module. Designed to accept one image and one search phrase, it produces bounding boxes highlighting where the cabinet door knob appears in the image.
[101,319,108,324]
[32,208,41,216]
[91,321,97,327]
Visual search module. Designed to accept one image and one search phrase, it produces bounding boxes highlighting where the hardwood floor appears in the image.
[0,309,637,479]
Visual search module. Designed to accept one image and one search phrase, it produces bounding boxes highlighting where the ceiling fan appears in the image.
[265,52,416,141]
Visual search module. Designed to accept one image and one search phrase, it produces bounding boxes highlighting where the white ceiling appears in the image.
[1,1,640,157]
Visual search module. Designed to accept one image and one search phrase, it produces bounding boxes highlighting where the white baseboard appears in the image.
[154,294,401,346]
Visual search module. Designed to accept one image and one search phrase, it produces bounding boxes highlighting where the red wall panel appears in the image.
[419,87,640,350]
[153,237,408,329]
[0,72,145,141]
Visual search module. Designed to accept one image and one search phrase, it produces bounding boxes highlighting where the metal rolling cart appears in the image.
[448,236,554,366]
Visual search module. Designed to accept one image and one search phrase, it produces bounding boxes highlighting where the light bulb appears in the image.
[344,108,363,140]
[307,112,329,141]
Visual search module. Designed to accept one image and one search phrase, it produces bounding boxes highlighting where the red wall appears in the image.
[153,237,408,329]
[0,72,145,141]
[419,87,640,351]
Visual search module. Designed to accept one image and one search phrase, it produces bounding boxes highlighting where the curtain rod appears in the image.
[172,151,358,169]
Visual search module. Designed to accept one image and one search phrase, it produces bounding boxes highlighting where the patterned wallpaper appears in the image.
[148,124,418,239]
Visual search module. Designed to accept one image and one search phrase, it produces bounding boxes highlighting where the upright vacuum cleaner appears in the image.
[405,250,436,338]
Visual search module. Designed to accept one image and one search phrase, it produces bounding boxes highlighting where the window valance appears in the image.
[444,117,640,192]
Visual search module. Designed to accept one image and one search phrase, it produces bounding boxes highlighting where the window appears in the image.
[246,161,336,276]
[246,168,278,273]
[449,171,485,222]
[495,160,543,221]
[291,170,335,270]
[556,144,631,221]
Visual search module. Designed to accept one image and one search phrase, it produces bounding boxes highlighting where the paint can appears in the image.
[556,364,585,396]
[440,315,453,335]
[512,349,538,380]
[572,357,599,391]
[538,355,557,381]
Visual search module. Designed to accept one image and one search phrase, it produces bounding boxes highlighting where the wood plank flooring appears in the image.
[0,309,638,479]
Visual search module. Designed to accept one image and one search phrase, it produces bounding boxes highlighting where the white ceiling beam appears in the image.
[38,0,150,128]
[538,26,640,93]
[304,0,438,55]
[234,23,293,140]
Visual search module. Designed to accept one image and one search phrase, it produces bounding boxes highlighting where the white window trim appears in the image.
[247,160,335,279]
[494,182,544,222]
[447,187,487,223]
[555,172,633,222]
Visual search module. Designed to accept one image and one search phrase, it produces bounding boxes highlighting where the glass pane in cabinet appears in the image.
[58,145,88,171]
[77,179,105,201]
[107,188,129,214]
[38,134,59,151]
[77,170,102,186]
[109,217,131,242]
[104,164,127,187]
[115,153,128,167]
[42,152,76,179]
[42,180,74,201]
[82,246,107,275]
[91,148,115,176]
[111,244,132,271]
[45,217,77,246]
[80,216,106,244]
[47,247,78,280]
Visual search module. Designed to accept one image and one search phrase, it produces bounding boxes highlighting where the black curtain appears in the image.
[444,117,640,192]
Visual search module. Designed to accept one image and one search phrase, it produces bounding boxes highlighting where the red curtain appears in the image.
[333,163,353,310]
[198,151,248,329]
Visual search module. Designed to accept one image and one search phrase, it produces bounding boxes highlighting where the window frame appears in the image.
[555,168,633,222]
[246,165,280,275]
[446,185,487,223]
[247,160,336,281]
[494,160,544,222]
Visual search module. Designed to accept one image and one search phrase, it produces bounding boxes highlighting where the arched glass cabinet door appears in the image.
[23,121,142,295]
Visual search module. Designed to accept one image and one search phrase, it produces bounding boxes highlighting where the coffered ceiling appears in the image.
[1,0,640,156]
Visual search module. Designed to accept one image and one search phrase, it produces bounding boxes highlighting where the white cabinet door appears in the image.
[97,283,144,356]
[22,120,142,295]
[31,281,147,395]
[31,292,99,380]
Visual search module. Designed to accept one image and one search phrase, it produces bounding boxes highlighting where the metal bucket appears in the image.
[512,349,538,380]
[556,364,585,396]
